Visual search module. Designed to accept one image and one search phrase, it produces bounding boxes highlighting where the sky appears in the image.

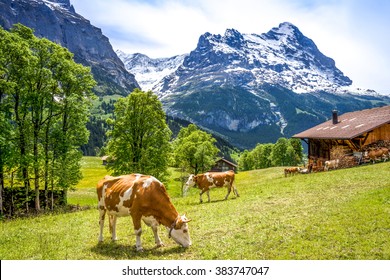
[70,0,390,94]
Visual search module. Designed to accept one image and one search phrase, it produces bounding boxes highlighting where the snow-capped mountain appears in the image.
[116,51,186,91]
[119,22,389,148]
[154,22,352,95]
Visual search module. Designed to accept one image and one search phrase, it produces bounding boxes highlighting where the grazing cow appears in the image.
[365,148,389,163]
[284,167,300,177]
[184,170,239,203]
[324,159,339,171]
[97,174,192,251]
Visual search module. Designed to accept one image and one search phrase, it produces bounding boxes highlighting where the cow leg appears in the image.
[98,208,106,242]
[233,184,240,197]
[142,216,164,247]
[151,226,164,247]
[199,190,204,203]
[132,215,144,251]
[224,186,232,200]
[109,215,118,241]
[207,190,211,202]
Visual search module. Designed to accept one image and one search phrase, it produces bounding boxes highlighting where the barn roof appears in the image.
[293,105,390,140]
[217,158,238,167]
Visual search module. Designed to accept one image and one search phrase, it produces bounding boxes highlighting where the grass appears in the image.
[1,157,389,260]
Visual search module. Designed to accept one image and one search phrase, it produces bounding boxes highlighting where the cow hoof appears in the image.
[136,247,144,252]
[156,243,165,248]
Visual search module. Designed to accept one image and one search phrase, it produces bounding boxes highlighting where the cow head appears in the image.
[184,174,197,194]
[168,214,192,248]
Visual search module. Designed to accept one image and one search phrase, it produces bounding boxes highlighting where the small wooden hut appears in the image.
[210,158,238,172]
[293,105,390,167]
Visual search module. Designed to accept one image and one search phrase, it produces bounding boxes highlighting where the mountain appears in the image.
[116,51,186,91]
[121,23,390,148]
[0,0,139,96]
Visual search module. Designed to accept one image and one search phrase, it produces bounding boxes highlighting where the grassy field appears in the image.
[1,156,389,260]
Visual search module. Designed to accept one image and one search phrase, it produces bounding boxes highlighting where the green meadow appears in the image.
[1,156,389,260]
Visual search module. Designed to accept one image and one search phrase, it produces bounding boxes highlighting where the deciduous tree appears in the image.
[105,89,172,181]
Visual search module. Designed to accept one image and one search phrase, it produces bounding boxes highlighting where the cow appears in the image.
[284,167,300,177]
[184,170,239,203]
[97,174,192,252]
[364,148,389,163]
[324,159,339,171]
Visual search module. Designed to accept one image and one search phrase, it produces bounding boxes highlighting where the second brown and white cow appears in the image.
[184,170,239,203]
[324,159,339,171]
[97,174,192,251]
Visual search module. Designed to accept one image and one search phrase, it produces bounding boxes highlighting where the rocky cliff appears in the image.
[0,0,139,96]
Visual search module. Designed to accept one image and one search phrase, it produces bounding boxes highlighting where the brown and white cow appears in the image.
[284,167,300,177]
[97,174,191,251]
[324,159,339,171]
[184,170,239,203]
[364,148,389,163]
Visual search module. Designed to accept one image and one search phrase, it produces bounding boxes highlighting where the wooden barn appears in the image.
[210,158,238,172]
[293,105,390,167]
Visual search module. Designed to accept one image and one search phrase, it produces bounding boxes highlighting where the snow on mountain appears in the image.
[116,51,186,91]
[153,22,352,96]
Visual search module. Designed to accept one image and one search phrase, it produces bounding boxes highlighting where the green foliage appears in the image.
[0,24,96,213]
[239,137,304,171]
[173,124,220,174]
[105,89,172,181]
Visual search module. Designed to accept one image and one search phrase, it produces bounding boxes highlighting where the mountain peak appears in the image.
[223,28,246,49]
[42,0,75,13]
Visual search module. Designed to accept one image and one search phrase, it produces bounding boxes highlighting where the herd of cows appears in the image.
[284,147,390,177]
[96,170,238,251]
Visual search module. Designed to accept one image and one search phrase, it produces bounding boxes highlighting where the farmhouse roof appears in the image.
[293,105,390,140]
[217,158,238,167]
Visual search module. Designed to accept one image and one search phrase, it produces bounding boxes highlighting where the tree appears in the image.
[289,138,304,165]
[0,24,96,213]
[270,137,290,166]
[105,89,171,181]
[240,137,303,171]
[173,124,219,174]
[238,150,253,171]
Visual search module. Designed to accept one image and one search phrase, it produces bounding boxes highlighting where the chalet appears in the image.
[210,158,238,172]
[293,105,390,166]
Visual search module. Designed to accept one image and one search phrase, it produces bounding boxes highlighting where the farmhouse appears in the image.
[210,158,238,172]
[293,105,390,167]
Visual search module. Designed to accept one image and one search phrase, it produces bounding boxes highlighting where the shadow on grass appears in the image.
[91,241,188,259]
[187,197,238,206]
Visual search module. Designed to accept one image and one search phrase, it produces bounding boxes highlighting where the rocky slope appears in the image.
[0,0,139,96]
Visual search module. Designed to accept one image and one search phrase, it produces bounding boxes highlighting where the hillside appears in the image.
[1,157,389,260]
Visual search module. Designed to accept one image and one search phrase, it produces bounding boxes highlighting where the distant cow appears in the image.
[324,159,339,171]
[365,148,389,163]
[284,167,300,177]
[184,170,239,203]
[97,174,192,251]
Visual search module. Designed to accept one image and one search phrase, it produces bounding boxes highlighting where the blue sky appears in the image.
[71,0,390,94]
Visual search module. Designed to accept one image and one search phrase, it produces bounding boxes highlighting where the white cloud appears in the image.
[71,0,390,93]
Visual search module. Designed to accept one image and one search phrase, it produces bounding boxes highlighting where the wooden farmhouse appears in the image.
[210,158,238,172]
[293,105,390,167]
